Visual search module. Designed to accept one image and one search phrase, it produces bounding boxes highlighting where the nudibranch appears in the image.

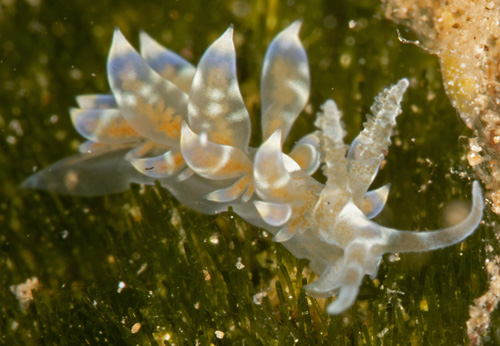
[22,20,484,315]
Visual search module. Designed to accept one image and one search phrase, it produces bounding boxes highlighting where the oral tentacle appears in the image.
[382,181,483,253]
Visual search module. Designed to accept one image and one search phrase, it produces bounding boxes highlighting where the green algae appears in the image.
[1,0,497,344]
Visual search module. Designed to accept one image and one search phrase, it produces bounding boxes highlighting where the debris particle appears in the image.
[253,291,267,305]
[117,281,126,293]
[209,234,219,245]
[467,255,500,345]
[131,322,141,334]
[203,269,211,281]
[137,263,148,275]
[10,277,39,311]
[235,257,245,270]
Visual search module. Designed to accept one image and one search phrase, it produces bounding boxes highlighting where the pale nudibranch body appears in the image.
[22,20,484,315]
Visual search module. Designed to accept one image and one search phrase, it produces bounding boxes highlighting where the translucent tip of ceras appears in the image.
[138,30,155,52]
[138,29,183,63]
[272,226,295,243]
[138,30,175,62]
[254,200,292,227]
[109,28,133,59]
[285,19,303,37]
[263,19,304,72]
[361,183,391,219]
[210,25,235,55]
[75,94,117,110]
[107,28,137,92]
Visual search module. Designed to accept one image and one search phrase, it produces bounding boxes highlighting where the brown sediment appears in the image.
[466,252,500,346]
[382,0,500,343]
